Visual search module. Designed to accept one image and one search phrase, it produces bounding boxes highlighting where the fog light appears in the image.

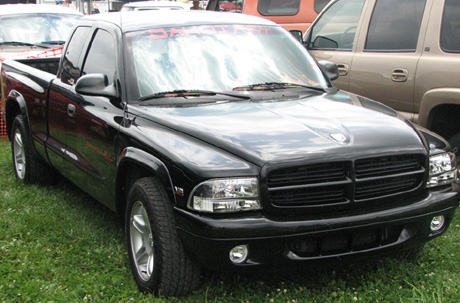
[430,215,445,232]
[229,245,249,264]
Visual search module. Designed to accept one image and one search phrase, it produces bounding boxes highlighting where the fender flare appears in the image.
[418,88,460,129]
[4,90,31,139]
[116,146,176,219]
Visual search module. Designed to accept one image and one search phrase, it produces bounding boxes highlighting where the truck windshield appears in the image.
[0,13,81,45]
[126,24,329,99]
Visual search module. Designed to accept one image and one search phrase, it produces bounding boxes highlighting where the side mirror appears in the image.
[75,74,118,99]
[318,60,339,81]
[289,30,303,44]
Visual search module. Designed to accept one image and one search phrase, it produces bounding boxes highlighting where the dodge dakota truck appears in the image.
[303,0,460,157]
[1,11,459,296]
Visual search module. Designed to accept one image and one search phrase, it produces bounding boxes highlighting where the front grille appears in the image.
[267,162,347,187]
[355,155,422,178]
[267,154,426,210]
[289,225,403,257]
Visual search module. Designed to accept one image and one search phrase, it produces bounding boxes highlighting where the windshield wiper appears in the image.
[40,40,66,45]
[0,41,49,48]
[138,89,250,101]
[233,82,325,92]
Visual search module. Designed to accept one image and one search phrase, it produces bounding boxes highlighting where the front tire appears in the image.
[11,115,56,185]
[125,177,200,296]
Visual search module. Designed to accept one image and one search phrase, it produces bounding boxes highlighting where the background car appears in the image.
[0,4,82,141]
[304,0,460,157]
[121,0,191,11]
[206,0,331,33]
[0,4,82,62]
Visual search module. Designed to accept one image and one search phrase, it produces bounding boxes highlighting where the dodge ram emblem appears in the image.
[330,133,347,143]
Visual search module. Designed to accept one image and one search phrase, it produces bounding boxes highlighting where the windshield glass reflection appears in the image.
[126,24,328,99]
[0,13,81,44]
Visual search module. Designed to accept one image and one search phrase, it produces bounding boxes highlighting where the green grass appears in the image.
[1,140,460,302]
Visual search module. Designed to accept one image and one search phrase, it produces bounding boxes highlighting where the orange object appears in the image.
[206,0,330,33]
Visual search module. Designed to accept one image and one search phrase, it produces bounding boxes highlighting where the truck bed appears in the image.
[16,57,61,75]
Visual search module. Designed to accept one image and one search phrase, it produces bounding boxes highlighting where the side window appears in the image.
[314,0,331,14]
[308,0,365,50]
[60,26,91,85]
[82,29,116,85]
[212,0,243,12]
[441,0,460,53]
[258,0,300,16]
[365,0,426,52]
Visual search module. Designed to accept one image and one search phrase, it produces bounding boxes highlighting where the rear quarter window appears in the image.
[441,0,460,53]
[364,0,426,52]
[314,0,330,13]
[258,0,300,16]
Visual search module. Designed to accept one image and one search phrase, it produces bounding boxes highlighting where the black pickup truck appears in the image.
[1,11,459,296]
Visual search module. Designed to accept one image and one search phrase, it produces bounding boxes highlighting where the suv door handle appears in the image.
[391,68,408,82]
[336,63,349,76]
[67,104,76,118]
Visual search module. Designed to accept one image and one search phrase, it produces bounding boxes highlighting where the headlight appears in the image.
[427,152,457,188]
[188,178,261,213]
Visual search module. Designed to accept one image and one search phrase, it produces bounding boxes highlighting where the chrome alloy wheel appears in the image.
[13,128,26,180]
[130,201,154,282]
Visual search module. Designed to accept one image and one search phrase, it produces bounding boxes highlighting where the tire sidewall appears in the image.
[125,179,162,293]
[11,116,31,183]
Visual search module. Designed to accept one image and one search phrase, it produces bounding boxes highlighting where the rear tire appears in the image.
[11,115,56,185]
[125,177,200,296]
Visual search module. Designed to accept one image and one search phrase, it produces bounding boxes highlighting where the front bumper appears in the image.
[175,187,459,272]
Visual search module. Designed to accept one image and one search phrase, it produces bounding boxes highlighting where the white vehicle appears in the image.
[0,4,82,141]
[0,4,82,62]
[121,0,191,11]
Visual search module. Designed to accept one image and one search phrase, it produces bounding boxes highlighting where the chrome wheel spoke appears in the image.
[130,201,155,281]
[132,214,146,234]
[13,130,26,179]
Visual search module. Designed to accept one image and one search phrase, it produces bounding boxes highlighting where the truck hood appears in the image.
[132,92,426,165]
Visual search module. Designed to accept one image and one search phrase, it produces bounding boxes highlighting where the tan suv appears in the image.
[304,0,460,154]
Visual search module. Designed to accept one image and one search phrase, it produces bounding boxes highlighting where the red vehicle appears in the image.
[206,0,330,33]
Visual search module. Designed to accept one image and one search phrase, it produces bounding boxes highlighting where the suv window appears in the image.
[209,0,243,12]
[308,0,365,50]
[365,0,426,52]
[258,0,300,16]
[82,29,116,85]
[441,0,460,53]
[314,0,330,13]
[60,26,91,85]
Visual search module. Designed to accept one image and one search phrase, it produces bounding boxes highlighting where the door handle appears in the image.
[391,68,408,82]
[336,63,349,76]
[67,104,76,118]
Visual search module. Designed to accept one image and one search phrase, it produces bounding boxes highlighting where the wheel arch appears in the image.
[4,90,30,141]
[115,146,176,224]
[419,88,460,140]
